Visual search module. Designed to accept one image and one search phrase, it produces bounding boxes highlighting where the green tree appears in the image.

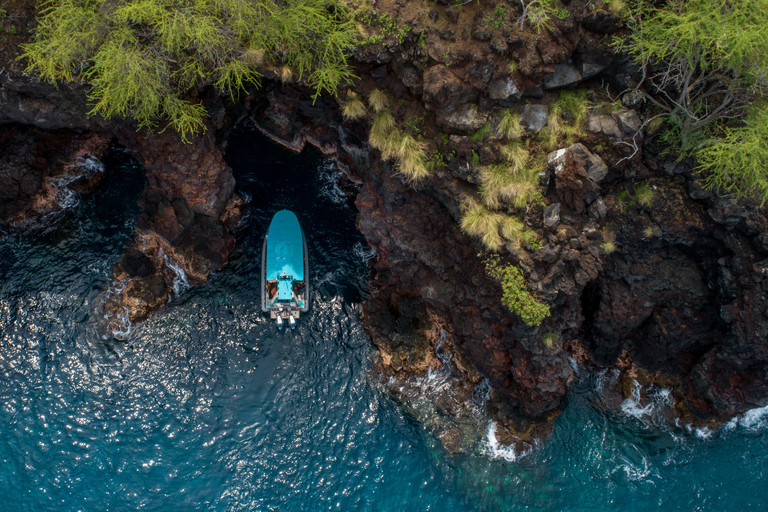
[619,0,768,201]
[23,0,358,141]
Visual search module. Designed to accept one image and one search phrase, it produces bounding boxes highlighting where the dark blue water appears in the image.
[1,121,767,511]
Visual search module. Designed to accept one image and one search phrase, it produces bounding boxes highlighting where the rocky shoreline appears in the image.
[2,0,767,453]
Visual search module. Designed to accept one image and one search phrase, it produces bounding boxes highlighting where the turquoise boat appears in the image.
[261,210,309,328]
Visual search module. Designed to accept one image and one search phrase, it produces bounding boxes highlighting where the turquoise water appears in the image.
[1,122,767,511]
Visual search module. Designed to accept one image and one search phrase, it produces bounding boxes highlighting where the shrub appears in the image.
[23,0,359,141]
[500,140,529,171]
[485,255,551,326]
[518,0,569,33]
[618,0,768,181]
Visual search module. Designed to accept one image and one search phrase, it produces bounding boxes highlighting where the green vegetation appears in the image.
[601,240,617,254]
[23,0,358,141]
[633,183,655,207]
[697,106,768,205]
[619,0,768,202]
[460,201,506,251]
[542,332,558,349]
[470,123,491,143]
[478,154,543,210]
[539,89,589,151]
[484,255,550,326]
[357,11,408,46]
[518,0,570,33]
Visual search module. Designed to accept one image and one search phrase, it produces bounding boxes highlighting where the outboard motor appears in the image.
[276,315,284,329]
[289,315,296,329]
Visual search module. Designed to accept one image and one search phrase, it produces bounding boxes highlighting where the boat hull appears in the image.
[261,210,309,325]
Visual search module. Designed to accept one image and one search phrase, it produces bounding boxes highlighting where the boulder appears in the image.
[588,197,607,219]
[543,63,582,90]
[520,104,549,133]
[543,203,561,229]
[423,64,478,115]
[487,77,522,101]
[576,50,614,80]
[611,108,643,135]
[568,143,609,183]
[436,103,487,134]
[547,146,602,213]
[587,113,624,138]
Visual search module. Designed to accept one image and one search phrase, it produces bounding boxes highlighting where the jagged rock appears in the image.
[587,113,624,138]
[520,104,549,133]
[121,274,168,322]
[467,62,496,84]
[0,125,110,225]
[580,9,624,34]
[436,103,486,134]
[472,22,493,41]
[370,65,388,78]
[588,197,607,219]
[423,64,478,115]
[487,77,522,101]
[687,180,710,200]
[543,203,561,229]
[547,145,601,213]
[576,50,614,80]
[522,86,544,99]
[547,148,570,175]
[395,64,423,95]
[568,143,609,183]
[490,36,509,54]
[543,63,582,89]
[120,251,156,278]
[622,90,645,109]
[611,108,643,135]
[445,5,460,23]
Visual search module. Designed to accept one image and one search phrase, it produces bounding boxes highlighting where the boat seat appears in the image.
[277,278,293,300]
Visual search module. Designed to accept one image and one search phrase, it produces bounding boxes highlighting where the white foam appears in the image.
[738,404,768,430]
[620,381,673,421]
[483,421,534,463]
[352,242,376,264]
[162,250,190,298]
[49,155,106,211]
[317,161,352,205]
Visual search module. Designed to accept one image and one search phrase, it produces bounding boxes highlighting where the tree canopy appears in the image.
[620,0,768,203]
[23,0,359,140]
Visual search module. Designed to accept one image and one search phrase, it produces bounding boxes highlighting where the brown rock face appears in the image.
[422,64,479,114]
[0,124,110,225]
[95,124,241,335]
[580,179,768,419]
[119,126,235,217]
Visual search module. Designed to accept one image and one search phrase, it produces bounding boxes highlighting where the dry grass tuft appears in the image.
[342,97,367,120]
[497,110,523,140]
[368,89,389,113]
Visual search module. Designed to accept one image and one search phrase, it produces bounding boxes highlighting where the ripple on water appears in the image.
[1,127,768,512]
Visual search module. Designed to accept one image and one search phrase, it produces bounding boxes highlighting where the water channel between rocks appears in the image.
[0,121,766,511]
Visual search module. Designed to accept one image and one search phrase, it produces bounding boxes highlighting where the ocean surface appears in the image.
[1,121,767,511]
